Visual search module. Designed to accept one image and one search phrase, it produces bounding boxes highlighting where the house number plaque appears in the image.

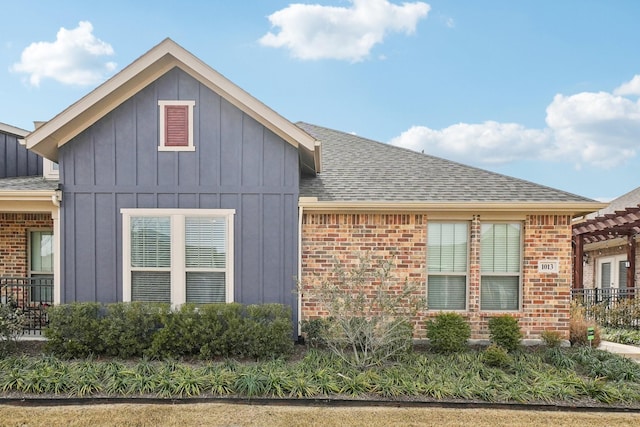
[538,260,559,274]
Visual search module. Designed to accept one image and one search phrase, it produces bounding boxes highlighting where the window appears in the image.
[158,100,195,151]
[480,223,521,311]
[427,222,468,310]
[43,159,59,180]
[121,209,234,305]
[29,230,54,303]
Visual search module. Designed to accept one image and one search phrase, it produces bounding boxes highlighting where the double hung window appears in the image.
[122,209,234,305]
[427,222,468,310]
[480,223,521,311]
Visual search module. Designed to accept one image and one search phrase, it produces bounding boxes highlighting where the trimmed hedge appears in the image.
[44,302,294,360]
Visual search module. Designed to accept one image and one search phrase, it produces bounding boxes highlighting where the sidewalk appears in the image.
[599,341,640,361]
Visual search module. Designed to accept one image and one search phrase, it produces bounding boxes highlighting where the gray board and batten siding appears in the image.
[0,127,42,178]
[58,67,300,324]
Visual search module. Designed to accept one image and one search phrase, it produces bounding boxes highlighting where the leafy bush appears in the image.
[45,302,293,360]
[540,330,563,348]
[44,303,103,358]
[0,297,26,355]
[488,315,522,352]
[482,344,512,368]
[570,302,601,347]
[301,253,422,368]
[301,318,330,348]
[100,302,167,358]
[589,298,640,329]
[426,312,470,353]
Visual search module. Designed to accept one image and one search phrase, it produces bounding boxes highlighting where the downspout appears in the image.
[297,204,303,338]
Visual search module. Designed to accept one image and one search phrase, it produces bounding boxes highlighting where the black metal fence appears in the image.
[571,288,640,330]
[0,277,53,335]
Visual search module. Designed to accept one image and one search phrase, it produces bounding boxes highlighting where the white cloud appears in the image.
[259,0,430,62]
[391,87,640,170]
[11,21,116,87]
[614,75,640,96]
[390,122,550,165]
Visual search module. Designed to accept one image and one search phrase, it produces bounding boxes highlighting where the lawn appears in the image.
[1,403,640,427]
[1,342,640,407]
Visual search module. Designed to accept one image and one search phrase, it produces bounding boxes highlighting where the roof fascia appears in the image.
[298,199,607,217]
[25,39,319,171]
[0,122,29,138]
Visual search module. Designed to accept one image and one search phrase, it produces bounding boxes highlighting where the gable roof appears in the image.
[0,122,28,138]
[24,38,320,173]
[591,185,640,217]
[297,122,604,215]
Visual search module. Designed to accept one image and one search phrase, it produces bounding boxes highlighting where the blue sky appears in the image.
[1,0,639,202]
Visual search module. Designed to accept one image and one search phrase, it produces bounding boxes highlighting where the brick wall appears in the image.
[0,213,53,277]
[300,212,573,340]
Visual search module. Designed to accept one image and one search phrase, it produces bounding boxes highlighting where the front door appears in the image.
[597,256,628,295]
[29,230,54,303]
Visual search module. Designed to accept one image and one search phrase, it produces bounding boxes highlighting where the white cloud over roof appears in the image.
[11,21,116,87]
[259,0,430,62]
[391,82,640,170]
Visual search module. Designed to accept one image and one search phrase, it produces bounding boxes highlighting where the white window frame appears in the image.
[426,221,469,311]
[479,221,523,312]
[121,208,235,305]
[158,100,196,151]
[43,159,59,180]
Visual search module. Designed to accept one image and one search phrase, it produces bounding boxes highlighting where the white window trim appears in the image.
[43,159,59,180]
[479,221,523,312]
[121,208,235,305]
[426,221,470,312]
[158,100,196,151]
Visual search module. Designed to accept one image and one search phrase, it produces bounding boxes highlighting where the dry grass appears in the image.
[1,403,639,427]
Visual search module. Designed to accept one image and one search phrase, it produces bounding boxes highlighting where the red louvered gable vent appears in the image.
[164,105,189,146]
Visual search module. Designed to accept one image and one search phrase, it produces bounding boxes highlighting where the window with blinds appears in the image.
[427,222,468,310]
[130,216,171,303]
[480,223,521,311]
[185,217,227,303]
[122,209,234,305]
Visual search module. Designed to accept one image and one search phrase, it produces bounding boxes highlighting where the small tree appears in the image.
[301,253,424,369]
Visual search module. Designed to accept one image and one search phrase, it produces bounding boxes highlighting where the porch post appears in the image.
[573,234,584,290]
[628,234,636,297]
[52,207,62,305]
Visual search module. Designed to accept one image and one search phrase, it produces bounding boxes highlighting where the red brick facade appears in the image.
[300,212,573,341]
[0,213,53,277]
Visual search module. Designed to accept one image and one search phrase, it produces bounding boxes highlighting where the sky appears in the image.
[1,0,639,202]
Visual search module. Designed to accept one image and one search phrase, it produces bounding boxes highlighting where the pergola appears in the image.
[572,205,640,290]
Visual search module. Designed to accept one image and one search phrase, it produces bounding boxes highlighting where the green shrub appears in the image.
[301,318,331,348]
[482,344,512,368]
[426,312,471,353]
[243,304,294,359]
[540,330,563,348]
[149,304,211,359]
[100,302,167,358]
[44,303,103,358]
[488,315,522,352]
[45,302,293,360]
[0,297,26,355]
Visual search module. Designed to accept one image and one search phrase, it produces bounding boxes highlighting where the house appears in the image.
[0,122,58,329]
[572,186,640,298]
[3,38,603,341]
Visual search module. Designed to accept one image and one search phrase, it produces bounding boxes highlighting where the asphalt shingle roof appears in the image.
[0,176,59,191]
[297,122,596,203]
